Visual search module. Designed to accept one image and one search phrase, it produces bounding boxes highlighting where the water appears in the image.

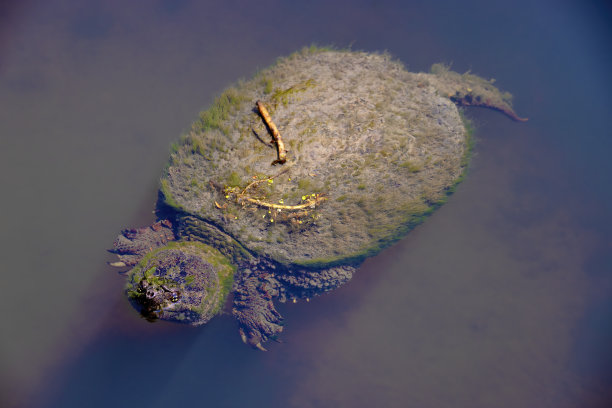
[1,1,611,407]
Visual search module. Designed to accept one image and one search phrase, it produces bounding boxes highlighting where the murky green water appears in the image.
[1,1,611,407]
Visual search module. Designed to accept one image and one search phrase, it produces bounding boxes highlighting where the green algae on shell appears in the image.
[162,49,473,268]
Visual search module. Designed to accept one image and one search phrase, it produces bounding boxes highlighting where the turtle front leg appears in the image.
[232,275,283,351]
[109,219,175,267]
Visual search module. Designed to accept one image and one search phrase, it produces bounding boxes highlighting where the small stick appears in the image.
[256,100,287,165]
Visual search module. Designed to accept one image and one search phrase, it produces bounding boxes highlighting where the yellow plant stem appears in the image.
[237,167,291,199]
[241,194,326,210]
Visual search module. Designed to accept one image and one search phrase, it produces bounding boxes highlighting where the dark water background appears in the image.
[1,0,611,407]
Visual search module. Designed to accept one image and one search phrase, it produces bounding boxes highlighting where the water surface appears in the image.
[1,1,611,407]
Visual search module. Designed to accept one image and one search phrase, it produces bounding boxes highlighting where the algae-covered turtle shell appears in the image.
[166,51,474,266]
[111,48,525,349]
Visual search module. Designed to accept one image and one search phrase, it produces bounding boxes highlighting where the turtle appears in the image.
[110,47,526,350]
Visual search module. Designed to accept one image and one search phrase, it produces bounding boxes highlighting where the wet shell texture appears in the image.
[162,49,471,268]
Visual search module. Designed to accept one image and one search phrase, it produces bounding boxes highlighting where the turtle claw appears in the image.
[239,327,248,344]
[238,327,272,351]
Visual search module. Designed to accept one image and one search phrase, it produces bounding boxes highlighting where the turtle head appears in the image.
[133,278,182,321]
[125,242,236,325]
